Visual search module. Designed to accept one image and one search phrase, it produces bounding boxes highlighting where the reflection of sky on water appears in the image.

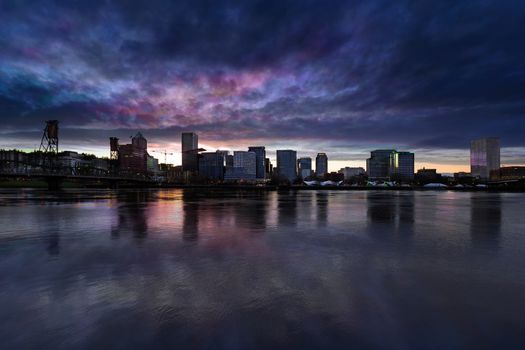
[0,189,524,349]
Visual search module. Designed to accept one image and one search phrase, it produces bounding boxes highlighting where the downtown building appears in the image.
[276,150,297,182]
[248,146,266,180]
[0,149,31,172]
[416,168,442,183]
[470,137,500,180]
[181,132,199,173]
[394,151,415,181]
[297,157,312,178]
[147,154,160,174]
[198,152,225,180]
[118,132,148,175]
[315,153,328,177]
[339,167,366,180]
[490,166,525,181]
[225,154,234,168]
[224,151,257,181]
[215,150,229,165]
[265,158,273,178]
[366,149,414,181]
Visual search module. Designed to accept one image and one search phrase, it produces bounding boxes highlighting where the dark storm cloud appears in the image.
[382,1,525,108]
[152,0,351,68]
[0,0,524,165]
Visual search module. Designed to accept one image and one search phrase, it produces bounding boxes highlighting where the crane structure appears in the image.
[151,150,174,165]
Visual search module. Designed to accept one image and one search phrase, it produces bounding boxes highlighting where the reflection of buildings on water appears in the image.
[233,192,268,231]
[367,193,397,223]
[180,190,274,255]
[366,192,415,238]
[470,194,501,249]
[45,211,60,255]
[398,192,415,225]
[316,192,328,227]
[35,200,62,256]
[397,192,415,239]
[277,190,298,227]
[180,190,271,245]
[182,189,200,242]
[111,191,150,239]
[293,191,314,228]
[46,231,60,255]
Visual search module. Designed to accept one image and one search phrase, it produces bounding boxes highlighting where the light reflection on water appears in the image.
[0,189,524,349]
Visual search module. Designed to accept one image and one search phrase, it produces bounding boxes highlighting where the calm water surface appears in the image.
[1,189,524,349]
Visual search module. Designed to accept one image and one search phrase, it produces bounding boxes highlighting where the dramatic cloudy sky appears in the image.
[1,0,524,171]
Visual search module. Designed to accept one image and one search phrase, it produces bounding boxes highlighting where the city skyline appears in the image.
[2,2,525,348]
[0,123,516,174]
[2,1,525,172]
[8,124,521,186]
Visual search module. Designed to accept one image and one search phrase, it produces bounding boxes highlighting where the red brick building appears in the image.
[118,132,148,175]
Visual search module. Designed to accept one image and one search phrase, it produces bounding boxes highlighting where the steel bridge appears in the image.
[0,168,156,189]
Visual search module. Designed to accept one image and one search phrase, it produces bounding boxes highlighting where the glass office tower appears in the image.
[276,150,297,182]
[471,137,500,180]
[315,153,328,176]
[181,132,199,172]
[248,146,266,180]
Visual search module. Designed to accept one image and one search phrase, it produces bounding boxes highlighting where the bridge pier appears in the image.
[45,177,63,190]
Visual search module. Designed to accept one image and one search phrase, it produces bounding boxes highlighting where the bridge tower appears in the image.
[39,120,59,154]
[109,137,120,175]
[39,120,59,171]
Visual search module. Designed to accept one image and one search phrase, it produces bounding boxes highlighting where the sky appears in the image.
[1,0,525,172]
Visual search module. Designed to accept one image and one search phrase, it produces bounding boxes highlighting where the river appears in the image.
[0,189,524,349]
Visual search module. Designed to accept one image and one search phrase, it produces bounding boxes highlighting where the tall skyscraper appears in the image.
[297,157,312,178]
[471,137,500,180]
[276,150,297,182]
[248,146,266,179]
[367,149,414,181]
[181,132,198,172]
[315,153,328,177]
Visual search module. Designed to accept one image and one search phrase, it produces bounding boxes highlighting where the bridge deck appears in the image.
[0,171,156,183]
